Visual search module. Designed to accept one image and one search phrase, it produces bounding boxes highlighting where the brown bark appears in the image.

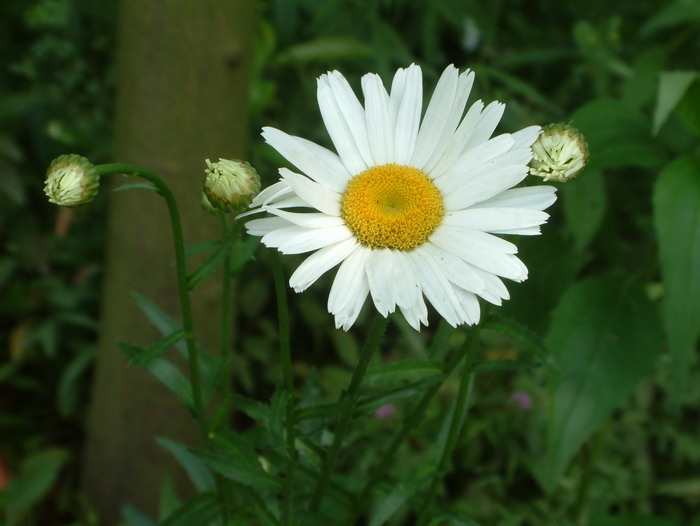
[81,1,256,522]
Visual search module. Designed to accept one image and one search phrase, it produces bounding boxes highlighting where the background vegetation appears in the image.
[1,0,699,524]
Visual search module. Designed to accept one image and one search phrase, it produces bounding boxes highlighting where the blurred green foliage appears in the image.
[2,0,700,524]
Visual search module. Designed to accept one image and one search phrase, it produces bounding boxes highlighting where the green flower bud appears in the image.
[44,154,100,207]
[529,123,589,183]
[203,158,261,213]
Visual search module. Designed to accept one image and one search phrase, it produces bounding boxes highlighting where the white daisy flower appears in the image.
[245,65,557,331]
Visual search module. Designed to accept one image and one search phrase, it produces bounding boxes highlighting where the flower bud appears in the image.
[44,154,99,207]
[203,158,261,213]
[529,123,589,183]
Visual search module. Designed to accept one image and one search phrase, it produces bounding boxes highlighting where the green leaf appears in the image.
[364,359,443,389]
[472,359,540,373]
[118,341,193,409]
[653,156,700,404]
[653,71,698,135]
[532,277,662,492]
[483,314,557,370]
[194,432,283,492]
[121,505,156,526]
[57,348,93,418]
[1,448,69,521]
[276,36,373,64]
[156,437,215,492]
[160,492,220,526]
[640,0,700,37]
[560,169,607,251]
[369,464,436,526]
[590,513,678,526]
[125,330,187,366]
[570,98,666,171]
[187,233,239,291]
[157,476,181,522]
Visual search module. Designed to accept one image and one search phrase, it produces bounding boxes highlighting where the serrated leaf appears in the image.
[653,156,700,405]
[364,359,443,388]
[160,492,220,526]
[532,278,662,492]
[653,71,698,134]
[156,437,215,492]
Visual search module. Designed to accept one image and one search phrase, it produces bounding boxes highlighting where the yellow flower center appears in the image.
[340,163,444,250]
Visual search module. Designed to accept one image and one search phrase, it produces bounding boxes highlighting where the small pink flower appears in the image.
[374,404,396,420]
[511,391,533,410]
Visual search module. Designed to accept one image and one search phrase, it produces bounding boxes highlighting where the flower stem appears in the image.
[94,163,206,433]
[310,313,389,513]
[352,323,478,520]
[416,326,481,525]
[269,250,296,526]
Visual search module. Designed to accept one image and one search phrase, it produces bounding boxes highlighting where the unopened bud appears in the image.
[203,158,260,213]
[529,123,589,183]
[44,154,99,207]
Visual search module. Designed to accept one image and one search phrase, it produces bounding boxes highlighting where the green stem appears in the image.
[269,250,296,526]
[352,323,477,519]
[95,163,206,433]
[310,313,389,513]
[416,326,481,525]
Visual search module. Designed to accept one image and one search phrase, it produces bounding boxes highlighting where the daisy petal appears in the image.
[443,208,550,234]
[262,225,353,254]
[245,216,291,236]
[461,101,506,153]
[431,227,528,282]
[434,134,515,193]
[262,127,350,191]
[419,243,487,296]
[366,249,421,316]
[317,78,368,175]
[429,99,484,179]
[443,164,529,211]
[393,65,423,164]
[362,73,393,165]
[422,69,476,174]
[478,185,557,210]
[264,208,345,229]
[411,65,459,169]
[289,238,359,292]
[279,168,341,216]
[412,246,469,327]
[328,246,371,319]
[399,297,429,331]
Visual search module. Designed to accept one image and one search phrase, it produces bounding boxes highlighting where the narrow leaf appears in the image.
[160,492,220,526]
[364,359,443,388]
[156,437,215,492]
[118,341,193,408]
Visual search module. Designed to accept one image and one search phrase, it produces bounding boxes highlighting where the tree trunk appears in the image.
[81,1,256,523]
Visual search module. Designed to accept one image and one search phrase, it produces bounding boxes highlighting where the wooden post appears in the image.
[81,1,256,522]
